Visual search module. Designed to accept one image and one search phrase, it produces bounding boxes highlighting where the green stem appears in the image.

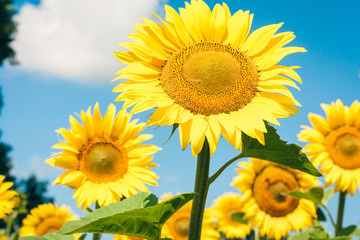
[321,204,336,229]
[188,138,211,240]
[335,191,346,236]
[209,153,243,184]
[93,202,102,240]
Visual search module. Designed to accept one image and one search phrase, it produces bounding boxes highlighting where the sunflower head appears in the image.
[211,192,251,238]
[298,99,360,195]
[160,193,219,240]
[113,235,144,240]
[232,159,318,240]
[113,0,305,157]
[19,203,78,237]
[0,175,18,219]
[46,103,160,210]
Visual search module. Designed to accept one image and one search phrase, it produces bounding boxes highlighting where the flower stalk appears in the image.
[188,138,211,240]
[335,191,346,236]
[93,202,102,240]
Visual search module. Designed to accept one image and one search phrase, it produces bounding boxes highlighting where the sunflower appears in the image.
[232,159,318,240]
[298,100,360,195]
[46,103,160,210]
[19,203,78,237]
[212,192,251,238]
[0,175,17,219]
[113,0,305,156]
[161,193,219,240]
[113,235,144,240]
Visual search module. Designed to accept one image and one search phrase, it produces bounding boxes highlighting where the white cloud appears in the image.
[11,0,166,83]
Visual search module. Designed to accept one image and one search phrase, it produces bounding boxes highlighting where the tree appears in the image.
[0,0,17,65]
[17,174,55,211]
[0,87,15,182]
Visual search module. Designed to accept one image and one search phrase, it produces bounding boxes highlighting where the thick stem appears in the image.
[93,202,102,240]
[188,139,211,240]
[335,191,346,236]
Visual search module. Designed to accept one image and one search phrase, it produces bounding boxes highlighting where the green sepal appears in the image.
[163,124,178,145]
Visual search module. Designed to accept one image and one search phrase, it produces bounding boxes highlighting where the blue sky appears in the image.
[1,0,360,233]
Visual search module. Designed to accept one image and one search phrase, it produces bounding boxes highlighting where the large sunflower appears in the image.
[211,192,251,238]
[113,0,305,156]
[46,103,160,210]
[19,203,78,237]
[232,159,318,240]
[0,175,17,219]
[161,193,219,240]
[298,99,360,195]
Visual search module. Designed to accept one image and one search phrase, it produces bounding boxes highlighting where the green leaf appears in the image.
[287,231,310,240]
[316,207,327,221]
[337,225,358,237]
[321,188,335,206]
[20,233,74,240]
[230,212,247,224]
[287,187,324,205]
[240,123,322,176]
[57,192,193,240]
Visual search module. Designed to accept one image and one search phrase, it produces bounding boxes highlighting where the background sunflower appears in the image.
[46,103,160,210]
[298,100,360,195]
[232,159,319,240]
[0,175,17,219]
[212,192,251,238]
[19,203,77,237]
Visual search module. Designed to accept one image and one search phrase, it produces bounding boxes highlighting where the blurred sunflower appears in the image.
[212,192,251,238]
[0,175,17,219]
[113,0,305,156]
[298,100,360,195]
[19,203,77,237]
[113,235,143,240]
[232,159,318,240]
[46,103,160,210]
[161,193,219,240]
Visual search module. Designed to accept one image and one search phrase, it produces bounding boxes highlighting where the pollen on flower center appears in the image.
[253,166,299,217]
[326,126,360,169]
[174,218,190,237]
[161,42,259,116]
[79,137,128,183]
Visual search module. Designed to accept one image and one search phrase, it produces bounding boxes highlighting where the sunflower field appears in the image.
[1,0,360,240]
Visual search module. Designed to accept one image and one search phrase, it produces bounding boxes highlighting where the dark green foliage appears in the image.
[17,175,54,211]
[0,0,17,65]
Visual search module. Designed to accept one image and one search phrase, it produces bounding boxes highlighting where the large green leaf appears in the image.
[57,192,193,240]
[287,187,324,205]
[240,123,321,176]
[20,233,74,240]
